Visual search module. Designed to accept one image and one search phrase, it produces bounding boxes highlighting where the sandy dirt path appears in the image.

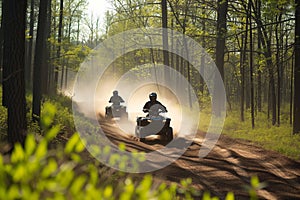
[98,119,300,199]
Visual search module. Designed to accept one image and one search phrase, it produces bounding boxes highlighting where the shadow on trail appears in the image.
[96,117,300,199]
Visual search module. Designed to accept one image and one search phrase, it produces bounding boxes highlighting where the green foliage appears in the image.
[219,108,300,160]
[243,176,267,200]
[43,96,76,133]
[178,178,201,199]
[0,102,194,200]
[0,103,7,138]
[198,104,300,160]
[0,91,268,199]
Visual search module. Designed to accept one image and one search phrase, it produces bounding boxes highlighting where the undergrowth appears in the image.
[0,86,264,199]
[199,105,300,160]
[1,102,253,200]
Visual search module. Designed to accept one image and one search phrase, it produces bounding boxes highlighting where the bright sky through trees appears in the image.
[87,0,112,26]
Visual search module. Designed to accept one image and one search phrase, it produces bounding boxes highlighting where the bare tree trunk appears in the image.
[256,0,262,112]
[161,0,169,83]
[276,13,283,126]
[249,0,255,128]
[32,0,49,122]
[25,0,35,89]
[240,33,246,121]
[290,53,294,125]
[41,0,51,95]
[200,6,206,95]
[214,0,228,116]
[293,0,300,134]
[215,0,228,81]
[54,0,63,93]
[0,3,3,84]
[2,0,27,145]
[252,0,276,125]
[268,50,277,125]
[64,64,68,89]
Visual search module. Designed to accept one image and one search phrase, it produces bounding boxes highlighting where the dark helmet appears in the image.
[113,90,118,95]
[149,92,157,100]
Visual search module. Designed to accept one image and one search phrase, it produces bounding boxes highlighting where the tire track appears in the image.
[98,121,300,199]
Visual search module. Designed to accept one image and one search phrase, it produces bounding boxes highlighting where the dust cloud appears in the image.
[72,66,200,139]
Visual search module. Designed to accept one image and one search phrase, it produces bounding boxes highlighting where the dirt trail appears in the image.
[99,120,300,199]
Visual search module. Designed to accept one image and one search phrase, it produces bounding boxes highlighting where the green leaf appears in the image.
[65,133,80,154]
[120,178,134,200]
[52,193,65,200]
[202,191,211,200]
[70,175,87,195]
[0,155,3,166]
[119,143,126,152]
[74,138,85,153]
[225,192,235,200]
[103,185,113,198]
[88,164,98,186]
[56,166,75,188]
[11,143,25,163]
[103,146,111,155]
[251,176,260,188]
[8,185,20,199]
[0,187,7,200]
[41,102,57,129]
[70,153,82,162]
[45,125,60,141]
[12,164,26,182]
[25,134,36,156]
[41,158,58,178]
[90,145,101,157]
[35,140,48,159]
[109,154,120,166]
[137,174,152,194]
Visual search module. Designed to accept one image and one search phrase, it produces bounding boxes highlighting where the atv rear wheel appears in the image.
[165,127,173,141]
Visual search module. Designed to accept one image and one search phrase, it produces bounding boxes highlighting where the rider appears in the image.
[143,92,167,116]
[109,90,125,106]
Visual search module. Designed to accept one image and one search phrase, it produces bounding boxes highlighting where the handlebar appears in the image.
[143,108,167,115]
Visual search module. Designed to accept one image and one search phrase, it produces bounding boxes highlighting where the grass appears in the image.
[199,106,300,160]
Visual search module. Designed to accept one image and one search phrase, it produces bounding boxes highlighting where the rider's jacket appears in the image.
[143,100,167,113]
[109,95,124,106]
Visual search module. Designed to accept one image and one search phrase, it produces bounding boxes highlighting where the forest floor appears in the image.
[96,118,300,199]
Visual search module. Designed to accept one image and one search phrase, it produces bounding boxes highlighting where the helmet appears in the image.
[149,92,157,100]
[113,90,118,95]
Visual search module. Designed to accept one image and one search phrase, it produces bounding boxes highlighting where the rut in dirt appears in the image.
[100,120,300,200]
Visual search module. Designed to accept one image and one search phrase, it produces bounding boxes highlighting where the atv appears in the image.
[135,109,173,143]
[105,104,128,120]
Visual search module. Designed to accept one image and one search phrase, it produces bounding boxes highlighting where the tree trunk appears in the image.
[54,0,64,93]
[276,13,283,126]
[161,0,169,83]
[214,0,228,116]
[2,0,27,145]
[290,53,294,125]
[25,0,35,89]
[200,6,206,95]
[215,0,228,81]
[48,0,56,95]
[41,0,51,95]
[32,0,49,122]
[240,33,245,121]
[249,0,255,128]
[252,0,276,125]
[293,0,300,134]
[0,2,4,84]
[256,0,262,112]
